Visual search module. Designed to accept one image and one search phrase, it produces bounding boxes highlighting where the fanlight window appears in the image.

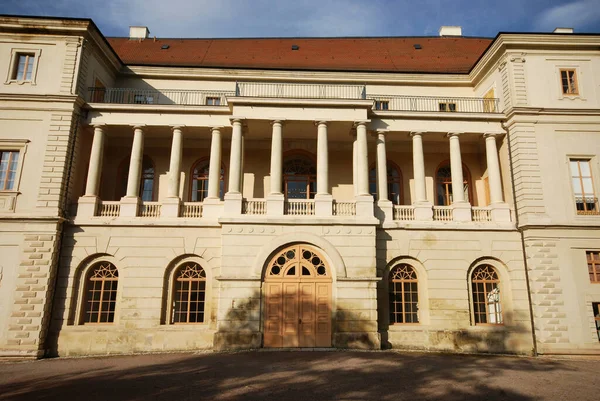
[389,264,419,324]
[83,262,118,324]
[369,162,403,205]
[190,159,225,201]
[471,265,503,325]
[172,264,206,324]
[435,162,471,206]
[267,245,328,278]
[283,156,317,199]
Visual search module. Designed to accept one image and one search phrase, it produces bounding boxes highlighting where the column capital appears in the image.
[353,120,370,128]
[483,132,504,138]
[410,131,426,137]
[270,119,285,126]
[210,126,224,132]
[314,120,330,126]
[373,129,389,138]
[446,132,463,138]
[230,117,245,125]
[131,124,146,130]
[90,123,106,129]
[170,124,186,130]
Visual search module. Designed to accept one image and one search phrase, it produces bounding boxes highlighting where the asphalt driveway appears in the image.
[0,350,598,400]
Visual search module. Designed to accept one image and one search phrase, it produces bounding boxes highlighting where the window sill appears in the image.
[4,80,35,86]
[0,191,19,212]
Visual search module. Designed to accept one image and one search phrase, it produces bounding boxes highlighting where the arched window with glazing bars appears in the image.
[471,265,503,325]
[389,264,418,324]
[82,262,118,324]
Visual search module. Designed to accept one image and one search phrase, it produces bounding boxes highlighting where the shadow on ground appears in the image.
[0,351,592,401]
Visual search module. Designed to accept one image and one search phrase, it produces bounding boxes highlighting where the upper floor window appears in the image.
[206,96,221,106]
[283,155,316,199]
[570,159,598,215]
[82,262,118,324]
[369,161,402,205]
[5,49,41,85]
[439,102,456,112]
[117,155,156,201]
[435,161,472,206]
[374,100,389,110]
[471,265,503,325]
[587,251,600,283]
[190,159,225,201]
[560,69,578,95]
[0,150,19,190]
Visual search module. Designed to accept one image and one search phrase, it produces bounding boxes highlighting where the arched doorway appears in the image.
[263,244,332,348]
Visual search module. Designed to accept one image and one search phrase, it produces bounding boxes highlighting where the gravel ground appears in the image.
[0,350,598,401]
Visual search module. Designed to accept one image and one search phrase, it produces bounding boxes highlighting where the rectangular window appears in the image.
[593,303,600,342]
[375,100,389,110]
[439,102,457,112]
[588,251,600,283]
[0,150,19,190]
[206,96,221,106]
[570,159,599,215]
[12,53,35,81]
[133,94,154,104]
[560,69,578,95]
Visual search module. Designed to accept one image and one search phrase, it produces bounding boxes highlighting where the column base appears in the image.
[491,202,512,222]
[452,202,472,222]
[202,197,224,219]
[119,196,140,217]
[77,196,100,217]
[414,202,433,221]
[355,194,374,218]
[224,192,243,215]
[375,199,393,223]
[266,193,284,216]
[161,197,181,217]
[314,194,333,216]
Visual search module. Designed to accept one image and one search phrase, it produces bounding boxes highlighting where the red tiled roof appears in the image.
[107,37,493,74]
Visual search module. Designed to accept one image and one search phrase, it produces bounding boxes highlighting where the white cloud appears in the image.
[534,0,600,31]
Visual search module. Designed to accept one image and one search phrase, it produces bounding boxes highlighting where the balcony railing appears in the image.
[236,82,366,100]
[433,206,453,221]
[98,201,120,217]
[140,202,162,218]
[393,205,415,221]
[367,94,500,114]
[243,199,267,215]
[88,88,235,106]
[182,202,203,218]
[332,201,356,216]
[472,207,492,222]
[284,199,315,215]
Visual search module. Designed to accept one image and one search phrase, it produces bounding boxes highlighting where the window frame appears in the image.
[115,155,157,201]
[282,151,317,200]
[434,160,473,206]
[438,102,457,112]
[189,157,226,202]
[369,160,403,205]
[374,100,389,111]
[80,261,119,325]
[205,96,221,106]
[388,264,419,325]
[560,68,579,96]
[470,265,504,326]
[4,48,42,85]
[0,140,28,213]
[587,251,600,283]
[568,158,599,216]
[170,263,207,324]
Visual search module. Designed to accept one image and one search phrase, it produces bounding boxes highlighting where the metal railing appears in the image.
[284,199,315,215]
[367,94,500,113]
[243,199,267,215]
[88,88,235,106]
[332,201,356,216]
[472,207,492,222]
[98,201,120,217]
[236,82,366,100]
[393,205,415,221]
[433,206,453,221]
[140,202,161,218]
[181,202,203,218]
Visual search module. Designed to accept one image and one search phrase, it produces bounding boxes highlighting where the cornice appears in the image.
[370,110,505,122]
[227,97,374,108]
[84,102,233,114]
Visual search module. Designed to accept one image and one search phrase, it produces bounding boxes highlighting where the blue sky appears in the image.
[2,0,600,38]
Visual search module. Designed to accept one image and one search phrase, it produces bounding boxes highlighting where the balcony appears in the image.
[88,88,235,106]
[367,94,500,114]
[235,82,366,100]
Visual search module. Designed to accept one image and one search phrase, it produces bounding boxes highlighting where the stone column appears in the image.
[203,126,225,219]
[315,121,332,216]
[79,124,105,217]
[120,125,144,217]
[162,125,184,217]
[352,131,358,197]
[354,121,374,218]
[375,130,393,222]
[267,120,284,216]
[484,133,511,222]
[447,132,471,221]
[411,132,433,220]
[224,118,243,214]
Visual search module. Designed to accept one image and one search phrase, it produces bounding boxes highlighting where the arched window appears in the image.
[82,262,118,324]
[283,154,317,199]
[435,161,471,206]
[172,263,206,324]
[116,155,156,201]
[471,265,503,325]
[369,161,403,205]
[389,264,418,324]
[190,159,225,201]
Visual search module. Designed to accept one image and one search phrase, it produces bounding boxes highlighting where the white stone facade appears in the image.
[0,16,599,358]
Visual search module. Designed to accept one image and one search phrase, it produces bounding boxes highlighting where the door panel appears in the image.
[299,282,316,347]
[315,283,332,347]
[282,283,299,347]
[264,282,283,348]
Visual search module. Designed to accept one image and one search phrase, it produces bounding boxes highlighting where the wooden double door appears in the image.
[263,245,332,348]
